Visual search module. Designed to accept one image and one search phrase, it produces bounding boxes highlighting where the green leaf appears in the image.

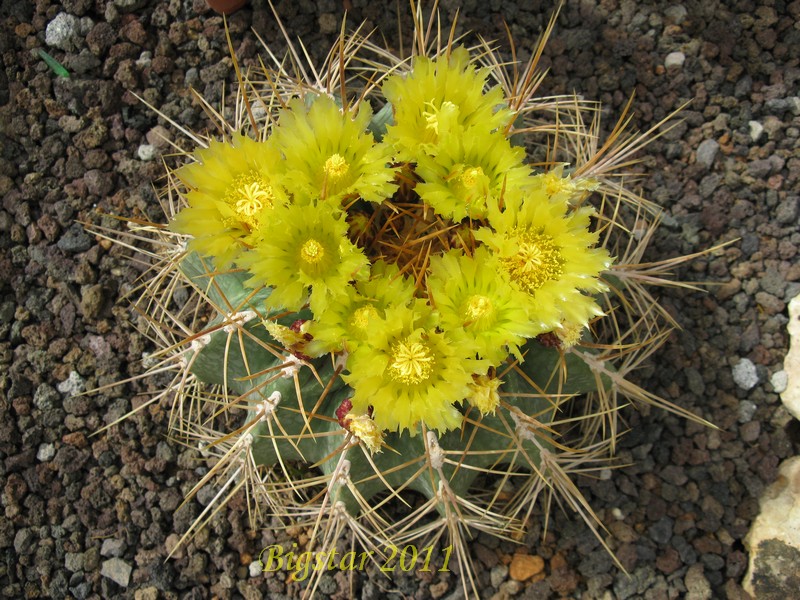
[37,49,70,78]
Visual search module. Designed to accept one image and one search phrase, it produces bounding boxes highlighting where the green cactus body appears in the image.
[183,250,609,517]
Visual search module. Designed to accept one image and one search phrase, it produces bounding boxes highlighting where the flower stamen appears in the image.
[324,154,349,180]
[350,304,378,331]
[300,238,325,264]
[389,338,435,385]
[464,294,493,323]
[459,166,484,189]
[226,171,275,229]
[503,230,564,294]
[422,100,457,136]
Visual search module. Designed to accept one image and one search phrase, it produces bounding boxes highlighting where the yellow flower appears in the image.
[476,188,612,334]
[382,47,514,160]
[531,164,599,205]
[343,412,384,453]
[241,202,369,314]
[466,374,502,416]
[305,261,416,356]
[427,247,539,365]
[343,302,475,434]
[271,94,397,205]
[415,128,530,221]
[172,133,288,266]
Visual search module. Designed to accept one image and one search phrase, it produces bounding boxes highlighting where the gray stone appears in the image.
[490,564,508,588]
[738,400,757,423]
[765,98,791,114]
[733,359,759,390]
[34,383,60,411]
[695,139,719,168]
[57,223,92,253]
[648,516,674,544]
[740,421,761,443]
[101,558,132,587]
[45,13,80,51]
[65,552,85,572]
[685,563,712,600]
[113,0,149,12]
[664,5,687,24]
[84,169,113,197]
[748,158,773,178]
[14,528,36,554]
[776,196,798,225]
[761,268,787,297]
[80,284,104,319]
[196,484,218,506]
[100,538,128,558]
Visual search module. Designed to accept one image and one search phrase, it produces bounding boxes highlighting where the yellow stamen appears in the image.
[466,375,502,415]
[459,166,484,189]
[422,100,456,136]
[226,171,275,228]
[464,294,493,323]
[300,238,325,264]
[345,413,384,453]
[350,305,378,331]
[503,230,564,294]
[543,171,575,198]
[389,338,435,385]
[556,321,583,348]
[324,154,349,180]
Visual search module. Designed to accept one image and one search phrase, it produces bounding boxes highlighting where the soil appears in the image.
[1,0,799,599]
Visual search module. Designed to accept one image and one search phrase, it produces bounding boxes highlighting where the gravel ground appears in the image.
[2,0,799,598]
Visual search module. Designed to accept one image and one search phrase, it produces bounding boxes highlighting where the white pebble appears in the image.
[45,13,79,51]
[37,443,56,462]
[771,370,788,394]
[665,51,686,69]
[732,358,759,390]
[749,120,764,142]
[249,560,262,577]
[137,144,156,161]
[57,370,86,396]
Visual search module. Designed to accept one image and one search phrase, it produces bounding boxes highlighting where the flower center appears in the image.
[459,166,484,189]
[422,100,457,136]
[389,338,435,385]
[466,374,501,415]
[300,238,325,264]
[464,294,493,323]
[226,171,274,228]
[350,304,378,332]
[324,154,349,180]
[543,171,574,198]
[503,230,564,294]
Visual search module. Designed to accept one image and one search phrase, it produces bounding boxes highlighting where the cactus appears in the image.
[95,6,715,599]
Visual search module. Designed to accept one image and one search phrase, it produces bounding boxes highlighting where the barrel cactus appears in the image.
[107,7,709,598]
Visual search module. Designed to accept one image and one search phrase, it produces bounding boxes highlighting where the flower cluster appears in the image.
[173,47,612,441]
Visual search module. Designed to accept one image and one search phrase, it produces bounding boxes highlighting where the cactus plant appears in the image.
[94,6,715,598]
